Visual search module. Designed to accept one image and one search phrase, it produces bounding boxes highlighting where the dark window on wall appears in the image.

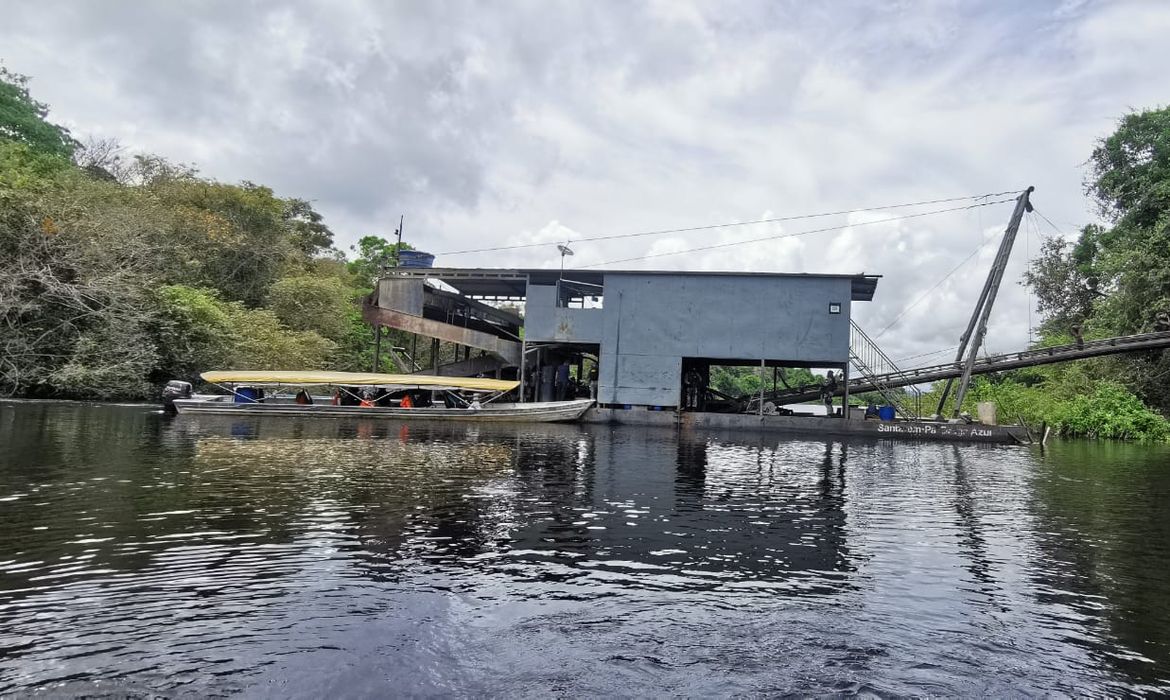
[557,278,605,308]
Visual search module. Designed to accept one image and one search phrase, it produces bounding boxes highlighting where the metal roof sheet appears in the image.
[200,371,518,392]
[386,267,881,301]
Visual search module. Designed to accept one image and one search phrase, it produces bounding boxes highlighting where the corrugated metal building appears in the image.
[364,268,879,409]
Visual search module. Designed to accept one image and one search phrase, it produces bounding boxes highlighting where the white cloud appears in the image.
[1,0,1166,364]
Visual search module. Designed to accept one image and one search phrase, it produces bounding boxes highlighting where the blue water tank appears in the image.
[234,386,259,403]
[397,250,435,268]
[878,405,896,422]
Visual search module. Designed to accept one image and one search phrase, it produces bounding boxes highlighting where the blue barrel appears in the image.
[234,386,259,403]
[878,405,896,422]
[397,250,435,268]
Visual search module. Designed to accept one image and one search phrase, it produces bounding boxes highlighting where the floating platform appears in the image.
[582,407,1028,445]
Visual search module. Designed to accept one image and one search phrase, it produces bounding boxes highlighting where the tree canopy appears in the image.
[1015,104,1170,434]
[0,67,76,158]
[0,69,406,399]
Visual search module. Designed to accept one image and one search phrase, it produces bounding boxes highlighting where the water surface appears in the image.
[2,401,1169,696]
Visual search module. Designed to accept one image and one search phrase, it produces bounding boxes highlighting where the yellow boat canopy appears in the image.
[200,370,518,393]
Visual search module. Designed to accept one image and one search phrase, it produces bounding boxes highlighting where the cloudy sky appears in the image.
[2,0,1167,364]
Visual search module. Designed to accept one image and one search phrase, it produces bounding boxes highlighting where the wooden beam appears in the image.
[362,304,522,366]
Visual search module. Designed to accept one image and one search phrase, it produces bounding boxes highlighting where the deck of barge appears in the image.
[582,407,1028,444]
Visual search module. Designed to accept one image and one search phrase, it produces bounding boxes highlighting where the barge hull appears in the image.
[582,408,1028,445]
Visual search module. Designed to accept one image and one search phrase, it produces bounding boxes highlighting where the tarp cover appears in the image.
[200,370,518,392]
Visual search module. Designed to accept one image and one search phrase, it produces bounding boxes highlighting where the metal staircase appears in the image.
[849,320,923,419]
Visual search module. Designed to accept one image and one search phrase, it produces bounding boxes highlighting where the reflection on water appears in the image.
[2,401,1170,696]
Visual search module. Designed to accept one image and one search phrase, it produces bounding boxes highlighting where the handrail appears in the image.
[849,320,922,418]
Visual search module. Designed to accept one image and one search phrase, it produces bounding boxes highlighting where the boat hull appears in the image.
[171,397,595,423]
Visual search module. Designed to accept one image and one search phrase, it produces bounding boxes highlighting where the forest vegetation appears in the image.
[940,106,1170,441]
[1,68,1168,439]
[0,67,415,399]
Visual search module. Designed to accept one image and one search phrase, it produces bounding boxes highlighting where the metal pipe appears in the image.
[842,363,851,420]
[519,336,527,403]
[759,358,765,418]
[937,187,1034,416]
[951,187,1034,416]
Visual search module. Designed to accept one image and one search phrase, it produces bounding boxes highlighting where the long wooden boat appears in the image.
[166,370,594,424]
[173,396,595,422]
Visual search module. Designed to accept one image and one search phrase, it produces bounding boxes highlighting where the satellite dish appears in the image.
[557,244,574,256]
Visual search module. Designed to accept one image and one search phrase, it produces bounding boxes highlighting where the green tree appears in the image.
[49,322,159,399]
[0,142,160,397]
[267,275,352,340]
[284,198,334,256]
[1089,107,1170,229]
[709,365,822,398]
[347,235,412,287]
[1021,233,1101,335]
[150,285,234,383]
[0,67,77,158]
[223,306,336,370]
[1023,105,1170,417]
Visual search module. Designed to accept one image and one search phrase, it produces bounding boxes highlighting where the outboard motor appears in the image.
[161,380,193,413]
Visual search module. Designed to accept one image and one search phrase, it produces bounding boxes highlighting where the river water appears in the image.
[2,401,1169,697]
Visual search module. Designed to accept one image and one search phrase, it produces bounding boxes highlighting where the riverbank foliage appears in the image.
[927,364,1170,442]
[0,70,412,399]
[980,105,1170,441]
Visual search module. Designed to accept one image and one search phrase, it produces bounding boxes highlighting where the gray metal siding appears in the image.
[604,274,851,362]
[596,274,852,406]
[375,278,425,315]
[523,284,605,343]
[604,354,681,406]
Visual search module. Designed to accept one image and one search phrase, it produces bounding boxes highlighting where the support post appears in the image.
[432,338,440,373]
[519,337,527,403]
[759,359,766,418]
[373,325,382,373]
[947,186,1034,417]
[842,363,851,420]
[394,215,404,267]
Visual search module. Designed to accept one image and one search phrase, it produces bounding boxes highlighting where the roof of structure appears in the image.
[383,267,881,301]
[201,370,519,392]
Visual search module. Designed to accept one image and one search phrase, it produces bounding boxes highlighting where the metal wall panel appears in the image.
[600,353,681,406]
[523,284,605,343]
[595,273,852,406]
[375,278,425,316]
[603,274,851,362]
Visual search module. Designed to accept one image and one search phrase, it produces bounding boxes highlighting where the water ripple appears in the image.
[2,402,1170,696]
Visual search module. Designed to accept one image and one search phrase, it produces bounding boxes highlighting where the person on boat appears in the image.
[468,398,482,410]
[359,389,375,408]
[540,363,555,402]
[588,368,599,400]
[684,368,704,410]
[555,361,571,401]
[295,389,313,405]
[399,393,414,408]
[821,371,838,416]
